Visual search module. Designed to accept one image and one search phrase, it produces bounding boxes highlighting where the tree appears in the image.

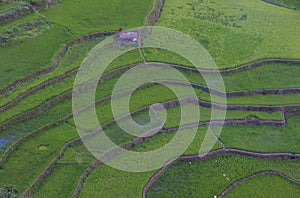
[0,184,18,198]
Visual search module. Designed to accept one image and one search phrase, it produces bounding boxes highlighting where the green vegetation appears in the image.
[188,62,300,91]
[261,0,300,10]
[0,184,18,198]
[0,0,152,89]
[0,24,72,89]
[220,63,300,91]
[79,126,223,198]
[0,124,78,194]
[0,74,75,123]
[112,61,300,92]
[59,142,95,165]
[34,112,161,197]
[0,17,51,47]
[226,174,300,197]
[154,0,300,68]
[33,164,86,198]
[104,49,143,72]
[161,103,283,129]
[0,39,143,119]
[0,48,141,124]
[79,164,155,198]
[218,116,300,153]
[0,97,73,155]
[132,126,223,155]
[0,1,23,11]
[143,48,193,67]
[147,153,300,197]
[69,84,201,131]
[1,0,300,196]
[41,0,153,36]
[0,36,104,107]
[2,60,300,121]
[201,92,300,105]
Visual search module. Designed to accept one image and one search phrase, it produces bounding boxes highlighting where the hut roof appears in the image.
[120,32,138,39]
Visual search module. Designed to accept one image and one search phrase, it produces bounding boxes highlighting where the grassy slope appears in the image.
[218,116,300,153]
[0,24,72,89]
[0,47,142,107]
[0,0,151,89]
[79,164,155,198]
[31,104,283,197]
[0,72,128,153]
[162,103,283,129]
[201,92,300,105]
[0,45,143,123]
[152,0,300,68]
[2,61,300,124]
[226,174,300,197]
[79,116,300,197]
[0,74,76,123]
[0,98,73,155]
[193,63,300,92]
[33,164,87,198]
[147,153,300,197]
[0,1,23,11]
[79,126,222,198]
[32,114,158,198]
[0,124,78,194]
[41,0,153,36]
[1,0,300,196]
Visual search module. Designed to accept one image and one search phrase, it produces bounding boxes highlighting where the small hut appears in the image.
[119,31,139,42]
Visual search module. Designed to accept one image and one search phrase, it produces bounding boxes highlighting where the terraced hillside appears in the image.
[0,0,300,197]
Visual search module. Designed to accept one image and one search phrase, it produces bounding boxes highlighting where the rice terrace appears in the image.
[0,0,300,197]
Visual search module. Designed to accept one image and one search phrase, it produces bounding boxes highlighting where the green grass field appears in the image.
[153,0,300,68]
[1,0,300,196]
[33,164,87,198]
[41,0,153,36]
[0,124,78,194]
[147,153,300,197]
[0,0,152,90]
[217,116,300,153]
[0,1,23,11]
[0,98,73,155]
[226,174,300,197]
[201,92,300,106]
[161,103,283,129]
[185,63,300,91]
[78,126,222,198]
[0,24,72,89]
[0,74,75,123]
[2,60,299,124]
[0,36,105,108]
[132,126,223,155]
[79,164,155,198]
